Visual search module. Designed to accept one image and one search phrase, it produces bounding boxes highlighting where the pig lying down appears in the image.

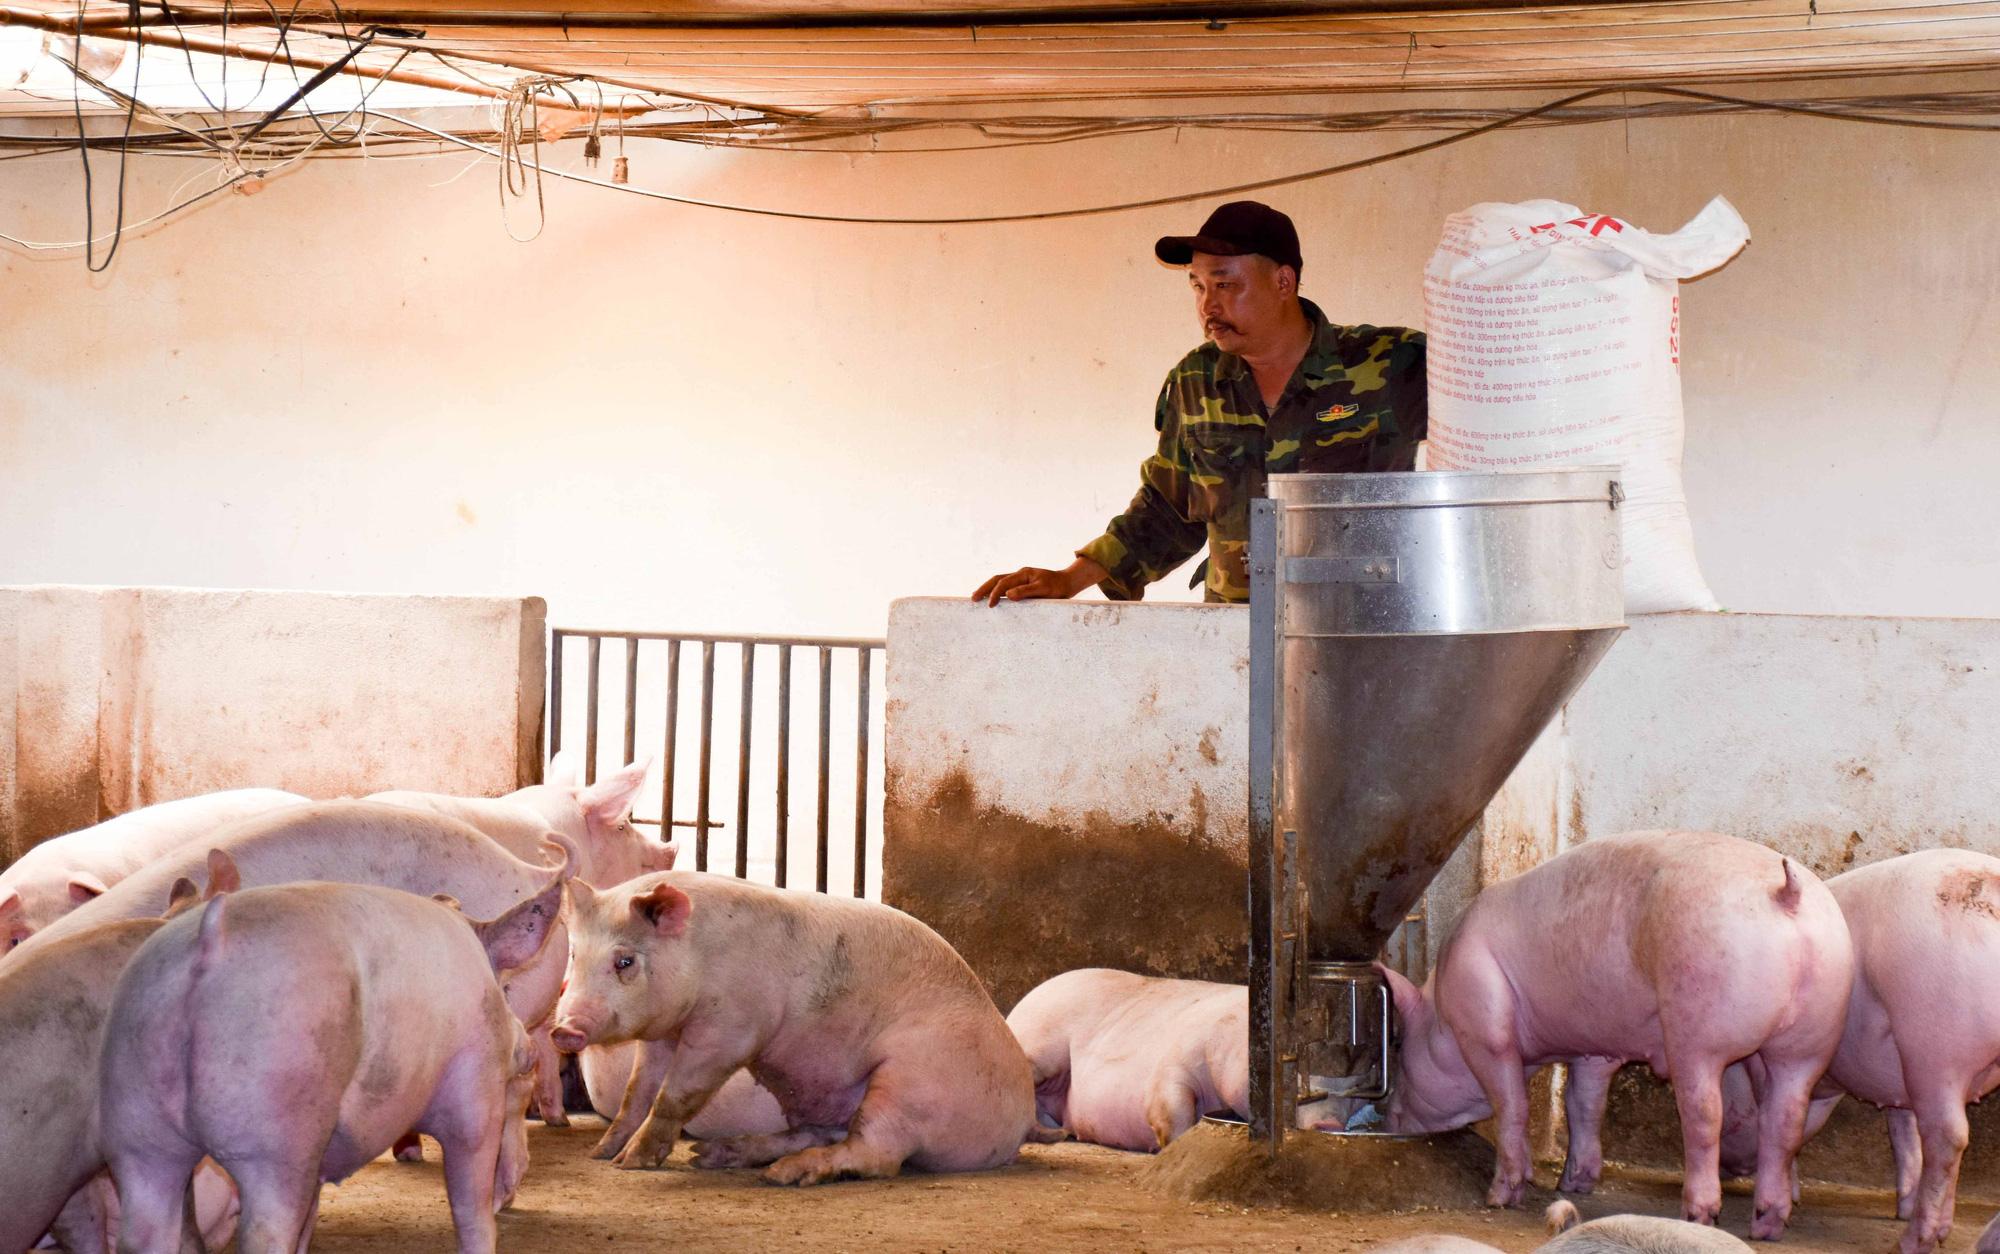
[553,871,1049,1184]
[99,876,563,1254]
[1007,969,1248,1151]
[1720,848,2000,1254]
[1369,1200,1753,1252]
[0,873,237,1254]
[1383,830,1853,1240]
[0,788,305,950]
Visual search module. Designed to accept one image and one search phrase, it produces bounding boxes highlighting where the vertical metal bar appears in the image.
[775,645,792,890]
[548,630,565,760]
[852,646,872,898]
[695,641,716,873]
[1247,498,1284,1153]
[735,644,755,880]
[584,635,603,787]
[622,635,639,769]
[815,645,832,894]
[660,640,680,840]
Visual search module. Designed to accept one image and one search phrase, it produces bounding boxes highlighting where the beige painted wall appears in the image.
[0,586,546,860]
[2,75,1996,634]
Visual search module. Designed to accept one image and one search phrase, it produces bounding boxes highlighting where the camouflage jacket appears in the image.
[1079,300,1428,603]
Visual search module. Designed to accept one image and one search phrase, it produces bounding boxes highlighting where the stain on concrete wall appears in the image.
[884,768,1245,1011]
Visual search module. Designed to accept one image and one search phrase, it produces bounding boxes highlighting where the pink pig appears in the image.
[0,871,239,1254]
[551,871,1051,1184]
[98,877,561,1254]
[370,753,674,891]
[1383,831,1853,1240]
[0,788,305,951]
[1006,969,1248,1151]
[1719,849,2000,1253]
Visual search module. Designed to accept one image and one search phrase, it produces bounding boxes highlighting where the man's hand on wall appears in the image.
[972,557,1108,607]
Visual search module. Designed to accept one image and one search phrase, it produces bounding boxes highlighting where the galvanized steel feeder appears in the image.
[1241,469,1627,1149]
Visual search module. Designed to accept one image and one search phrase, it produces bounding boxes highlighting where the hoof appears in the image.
[392,1133,424,1163]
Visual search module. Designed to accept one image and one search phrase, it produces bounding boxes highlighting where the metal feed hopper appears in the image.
[1245,469,1625,1148]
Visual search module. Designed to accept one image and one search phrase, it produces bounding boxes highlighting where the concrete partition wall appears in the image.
[0,586,547,862]
[882,598,1249,1010]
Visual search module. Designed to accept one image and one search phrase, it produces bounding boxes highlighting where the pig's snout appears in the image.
[550,1023,591,1053]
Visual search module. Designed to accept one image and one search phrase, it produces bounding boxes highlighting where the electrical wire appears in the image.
[357,81,2000,227]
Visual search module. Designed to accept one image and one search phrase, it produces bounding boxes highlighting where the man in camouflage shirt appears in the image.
[975,201,1426,605]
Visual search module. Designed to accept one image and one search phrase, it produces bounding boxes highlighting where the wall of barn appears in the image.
[2,72,1997,640]
[882,599,2000,1189]
[0,586,546,860]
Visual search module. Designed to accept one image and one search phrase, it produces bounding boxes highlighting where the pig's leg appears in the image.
[612,1030,754,1170]
[225,1160,322,1254]
[592,1037,676,1160]
[529,1024,569,1128]
[691,1127,848,1170]
[436,1128,501,1254]
[109,1154,199,1254]
[50,1177,114,1254]
[1747,1058,1820,1240]
[1889,1107,1923,1220]
[1557,1055,1621,1194]
[762,1070,922,1186]
[286,1193,319,1254]
[1144,1064,1202,1150]
[1454,1038,1534,1208]
[1668,1057,1728,1227]
[1903,1094,1971,1254]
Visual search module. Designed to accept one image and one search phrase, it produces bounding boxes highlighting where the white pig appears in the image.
[1383,831,1853,1241]
[552,871,1053,1184]
[1719,849,2000,1253]
[0,788,305,950]
[1006,969,1248,1151]
[98,878,561,1254]
[1,873,238,1254]
[369,754,674,891]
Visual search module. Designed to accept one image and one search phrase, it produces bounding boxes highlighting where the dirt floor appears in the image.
[310,1118,1994,1253]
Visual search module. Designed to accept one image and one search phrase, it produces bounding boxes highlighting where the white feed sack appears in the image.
[1421,197,1751,614]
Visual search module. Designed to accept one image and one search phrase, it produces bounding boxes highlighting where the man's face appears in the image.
[1188,251,1296,354]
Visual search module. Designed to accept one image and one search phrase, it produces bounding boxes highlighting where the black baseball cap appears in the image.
[1155,201,1303,272]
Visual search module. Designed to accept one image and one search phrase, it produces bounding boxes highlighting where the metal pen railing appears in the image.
[548,628,886,898]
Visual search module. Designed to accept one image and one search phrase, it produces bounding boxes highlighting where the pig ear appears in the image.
[0,891,20,923]
[204,849,242,897]
[546,749,581,789]
[68,872,109,906]
[538,832,581,881]
[475,876,564,973]
[165,877,201,917]
[1376,963,1426,1026]
[579,758,650,824]
[630,882,692,938]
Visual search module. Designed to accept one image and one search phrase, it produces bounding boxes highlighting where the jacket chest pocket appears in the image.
[1300,407,1384,473]
[1182,423,1262,522]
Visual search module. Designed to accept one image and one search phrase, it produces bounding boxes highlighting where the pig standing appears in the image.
[1718,849,2000,1254]
[1384,831,1853,1240]
[369,754,673,891]
[99,878,561,1254]
[1,874,238,1254]
[0,788,305,951]
[1006,969,1247,1151]
[552,871,1048,1184]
